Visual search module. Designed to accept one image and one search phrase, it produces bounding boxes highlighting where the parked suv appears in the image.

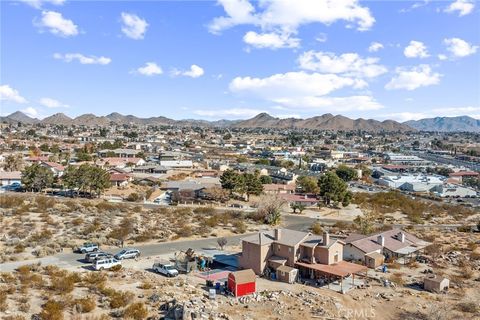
[152,261,179,277]
[85,251,112,263]
[77,242,99,253]
[93,257,121,271]
[114,248,140,260]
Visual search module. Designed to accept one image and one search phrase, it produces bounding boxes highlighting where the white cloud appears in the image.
[135,62,163,76]
[120,12,148,40]
[53,53,111,65]
[368,42,384,52]
[273,95,384,111]
[21,107,39,118]
[316,33,328,43]
[36,10,78,37]
[297,51,387,78]
[193,108,265,118]
[438,54,448,60]
[385,106,480,121]
[404,40,429,58]
[444,38,478,58]
[243,31,300,49]
[230,71,366,99]
[20,0,65,9]
[431,106,480,118]
[228,71,379,112]
[381,112,427,122]
[172,65,205,78]
[209,0,375,36]
[444,0,475,16]
[0,85,28,104]
[385,65,441,90]
[39,97,69,108]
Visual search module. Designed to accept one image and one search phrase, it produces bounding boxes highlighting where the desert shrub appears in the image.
[71,217,84,226]
[1,195,24,208]
[205,215,219,228]
[74,297,96,313]
[233,220,247,234]
[124,302,148,320]
[193,207,214,215]
[18,296,30,313]
[455,302,478,313]
[104,289,134,309]
[133,232,151,242]
[29,229,53,244]
[176,225,193,237]
[110,264,122,272]
[51,273,77,294]
[35,196,56,211]
[389,272,405,286]
[14,243,25,253]
[96,202,117,211]
[311,222,323,235]
[126,193,141,202]
[39,300,64,320]
[138,281,153,290]
[0,290,7,312]
[82,272,107,289]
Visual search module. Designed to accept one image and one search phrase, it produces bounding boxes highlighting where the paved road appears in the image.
[0,214,320,272]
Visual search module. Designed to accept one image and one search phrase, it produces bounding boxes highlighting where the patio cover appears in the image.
[295,261,367,277]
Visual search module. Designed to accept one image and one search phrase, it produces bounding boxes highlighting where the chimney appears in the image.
[377,235,385,246]
[398,232,405,243]
[322,232,330,246]
[258,232,262,245]
[274,229,281,240]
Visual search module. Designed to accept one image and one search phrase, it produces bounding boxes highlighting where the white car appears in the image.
[93,257,121,271]
[153,261,179,277]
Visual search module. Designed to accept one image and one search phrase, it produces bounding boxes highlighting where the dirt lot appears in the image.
[0,194,262,263]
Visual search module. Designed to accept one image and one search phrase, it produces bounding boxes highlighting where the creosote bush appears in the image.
[124,302,148,320]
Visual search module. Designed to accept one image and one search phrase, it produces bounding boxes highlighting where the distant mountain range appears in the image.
[232,113,412,132]
[404,116,480,132]
[1,111,479,132]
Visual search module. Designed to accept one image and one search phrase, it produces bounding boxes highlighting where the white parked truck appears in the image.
[153,261,179,277]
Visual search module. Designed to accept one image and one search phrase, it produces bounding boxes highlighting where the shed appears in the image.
[276,265,298,284]
[227,269,256,297]
[365,252,385,269]
[424,275,449,293]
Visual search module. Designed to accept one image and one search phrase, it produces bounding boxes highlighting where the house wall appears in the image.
[313,242,343,265]
[273,243,296,267]
[239,241,272,275]
[344,244,373,262]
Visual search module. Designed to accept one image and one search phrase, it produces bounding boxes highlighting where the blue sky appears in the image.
[0,0,479,121]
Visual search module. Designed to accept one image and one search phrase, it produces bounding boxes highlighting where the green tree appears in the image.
[318,172,350,207]
[290,203,306,214]
[21,163,54,192]
[241,173,263,201]
[259,175,272,184]
[255,158,270,165]
[3,154,24,172]
[296,176,319,193]
[62,164,110,197]
[354,212,376,235]
[335,165,358,182]
[220,169,240,195]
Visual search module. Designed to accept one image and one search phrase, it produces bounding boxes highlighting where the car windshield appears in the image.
[165,265,174,270]
[118,250,127,255]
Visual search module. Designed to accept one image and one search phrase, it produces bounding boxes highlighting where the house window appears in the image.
[288,247,292,253]
[277,245,281,251]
